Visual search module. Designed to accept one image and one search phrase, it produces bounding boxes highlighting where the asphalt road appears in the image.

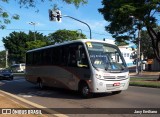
[0,77,160,117]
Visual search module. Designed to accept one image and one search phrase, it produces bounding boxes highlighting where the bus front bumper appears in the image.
[92,78,130,93]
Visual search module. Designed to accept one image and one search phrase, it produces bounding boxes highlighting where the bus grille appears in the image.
[103,76,115,79]
[103,76,126,80]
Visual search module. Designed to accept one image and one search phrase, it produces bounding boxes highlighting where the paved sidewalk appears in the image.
[0,90,68,117]
[0,93,48,117]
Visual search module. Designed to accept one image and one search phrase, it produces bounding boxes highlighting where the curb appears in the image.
[0,90,69,117]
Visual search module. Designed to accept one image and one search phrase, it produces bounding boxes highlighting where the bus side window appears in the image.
[62,45,69,66]
[77,45,89,68]
[68,45,77,67]
[26,53,32,65]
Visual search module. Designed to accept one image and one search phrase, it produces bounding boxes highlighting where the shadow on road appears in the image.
[0,79,117,100]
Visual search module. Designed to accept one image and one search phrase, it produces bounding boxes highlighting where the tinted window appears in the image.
[26,42,89,68]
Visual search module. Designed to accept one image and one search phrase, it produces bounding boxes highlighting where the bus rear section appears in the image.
[25,40,130,98]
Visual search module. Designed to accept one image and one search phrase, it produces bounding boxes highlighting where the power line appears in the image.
[82,29,112,36]
[4,28,57,32]
[4,28,111,36]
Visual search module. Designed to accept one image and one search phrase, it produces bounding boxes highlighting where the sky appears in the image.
[0,0,113,51]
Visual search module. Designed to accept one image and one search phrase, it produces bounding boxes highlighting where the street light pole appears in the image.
[29,22,37,41]
[77,29,82,38]
[137,28,141,75]
[48,9,92,39]
[5,49,8,68]
[63,15,92,39]
[129,16,142,75]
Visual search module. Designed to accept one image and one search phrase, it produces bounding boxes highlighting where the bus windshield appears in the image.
[86,42,127,71]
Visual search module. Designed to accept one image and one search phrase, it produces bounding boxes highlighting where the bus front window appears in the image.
[86,42,127,71]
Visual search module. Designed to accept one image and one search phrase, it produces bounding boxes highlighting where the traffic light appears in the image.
[56,10,61,22]
[48,9,61,22]
[49,9,53,21]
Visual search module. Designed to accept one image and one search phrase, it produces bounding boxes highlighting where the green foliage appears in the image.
[99,0,159,40]
[0,0,87,29]
[62,0,88,7]
[99,0,160,61]
[2,31,28,63]
[130,80,160,88]
[2,12,9,18]
[26,40,47,50]
[2,29,86,64]
[48,29,87,44]
[2,31,49,64]
[0,50,6,68]
[140,30,154,59]
[0,0,20,29]
[17,0,87,8]
[115,41,129,46]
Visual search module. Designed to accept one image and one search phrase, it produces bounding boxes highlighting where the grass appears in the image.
[130,77,160,88]
[13,72,25,77]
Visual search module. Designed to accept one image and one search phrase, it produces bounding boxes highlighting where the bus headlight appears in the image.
[95,74,101,79]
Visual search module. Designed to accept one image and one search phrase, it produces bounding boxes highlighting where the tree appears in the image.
[26,31,50,50]
[3,31,28,63]
[115,41,129,46]
[140,30,154,59]
[26,40,48,50]
[2,31,49,64]
[99,0,160,62]
[0,0,87,29]
[0,50,6,68]
[48,29,87,44]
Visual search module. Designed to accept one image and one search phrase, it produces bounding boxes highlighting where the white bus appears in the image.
[11,63,25,73]
[25,39,130,98]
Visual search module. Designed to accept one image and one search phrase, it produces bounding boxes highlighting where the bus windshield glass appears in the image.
[86,42,127,71]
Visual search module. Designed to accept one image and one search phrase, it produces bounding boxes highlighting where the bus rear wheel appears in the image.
[79,83,91,98]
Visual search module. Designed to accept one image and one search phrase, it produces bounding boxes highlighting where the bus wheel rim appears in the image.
[82,86,89,96]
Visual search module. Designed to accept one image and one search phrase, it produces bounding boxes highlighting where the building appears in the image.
[118,45,135,67]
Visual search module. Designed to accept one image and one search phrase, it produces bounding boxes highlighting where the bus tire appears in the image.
[38,79,44,89]
[112,90,122,95]
[79,83,91,98]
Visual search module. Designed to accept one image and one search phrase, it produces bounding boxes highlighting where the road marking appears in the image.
[19,94,33,98]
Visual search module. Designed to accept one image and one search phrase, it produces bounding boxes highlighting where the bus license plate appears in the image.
[113,82,120,86]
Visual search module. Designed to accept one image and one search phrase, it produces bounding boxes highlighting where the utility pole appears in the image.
[28,22,38,41]
[5,49,8,68]
[137,28,141,74]
[77,29,82,38]
[129,16,141,75]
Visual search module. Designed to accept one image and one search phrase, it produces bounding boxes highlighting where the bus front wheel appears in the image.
[79,83,91,98]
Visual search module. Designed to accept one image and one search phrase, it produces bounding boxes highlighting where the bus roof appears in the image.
[27,39,116,53]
